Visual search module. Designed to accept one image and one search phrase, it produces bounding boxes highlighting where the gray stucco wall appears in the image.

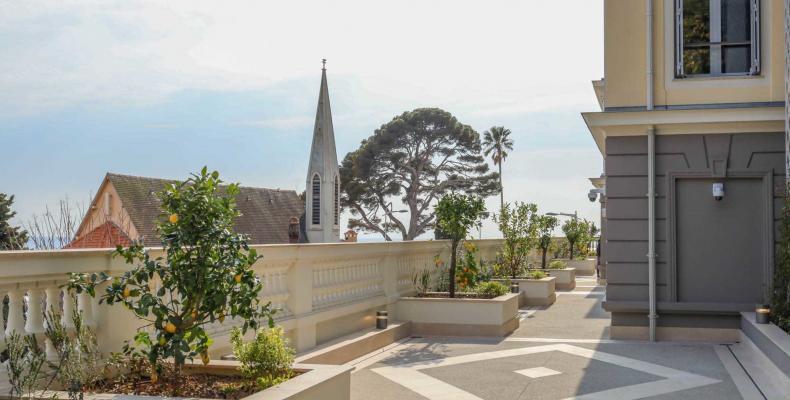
[604,132,784,328]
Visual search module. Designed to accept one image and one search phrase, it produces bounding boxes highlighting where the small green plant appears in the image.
[536,215,559,268]
[5,332,46,400]
[230,326,295,390]
[495,202,539,279]
[475,281,509,298]
[562,218,594,260]
[44,300,103,400]
[528,270,547,280]
[548,260,567,270]
[457,241,481,290]
[412,269,431,295]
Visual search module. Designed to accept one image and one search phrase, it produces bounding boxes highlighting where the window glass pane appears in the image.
[683,0,710,45]
[722,44,750,73]
[684,47,711,74]
[721,0,750,43]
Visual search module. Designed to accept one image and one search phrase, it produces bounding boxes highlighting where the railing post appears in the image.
[44,286,61,360]
[288,258,316,351]
[24,288,45,336]
[5,289,25,336]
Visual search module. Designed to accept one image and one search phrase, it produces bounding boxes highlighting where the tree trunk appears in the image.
[449,241,458,298]
[569,240,575,261]
[541,247,547,269]
[498,162,504,211]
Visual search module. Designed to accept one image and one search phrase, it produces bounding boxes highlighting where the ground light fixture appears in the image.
[511,283,519,294]
[376,310,388,329]
[755,304,770,324]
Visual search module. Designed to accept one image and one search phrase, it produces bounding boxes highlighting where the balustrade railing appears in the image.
[0,239,503,354]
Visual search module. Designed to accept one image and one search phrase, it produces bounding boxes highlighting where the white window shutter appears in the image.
[675,0,685,77]
[750,0,761,75]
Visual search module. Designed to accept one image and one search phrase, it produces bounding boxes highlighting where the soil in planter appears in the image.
[417,292,497,299]
[90,372,295,400]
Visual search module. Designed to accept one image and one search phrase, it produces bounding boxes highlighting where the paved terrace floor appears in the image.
[349,276,782,400]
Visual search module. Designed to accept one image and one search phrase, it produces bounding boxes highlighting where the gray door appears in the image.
[675,178,764,304]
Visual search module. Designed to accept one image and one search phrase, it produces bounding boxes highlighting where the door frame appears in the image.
[667,170,774,304]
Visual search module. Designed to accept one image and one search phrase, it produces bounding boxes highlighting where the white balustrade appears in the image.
[0,239,504,353]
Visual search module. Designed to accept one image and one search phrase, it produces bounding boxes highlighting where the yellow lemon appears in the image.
[169,214,179,224]
[158,337,166,346]
[122,287,131,298]
[218,313,225,323]
[165,322,177,334]
[191,310,198,320]
[234,274,242,283]
[200,351,210,365]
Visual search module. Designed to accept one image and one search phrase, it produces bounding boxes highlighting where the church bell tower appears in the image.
[305,60,340,243]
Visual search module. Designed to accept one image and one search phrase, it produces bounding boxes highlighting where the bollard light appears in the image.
[511,284,519,294]
[376,310,388,329]
[755,304,770,324]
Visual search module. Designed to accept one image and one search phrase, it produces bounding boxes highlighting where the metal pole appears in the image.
[648,126,657,342]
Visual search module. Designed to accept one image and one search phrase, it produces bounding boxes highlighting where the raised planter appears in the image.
[545,268,576,290]
[556,258,596,276]
[740,312,790,379]
[493,277,556,307]
[395,293,519,337]
[25,361,352,400]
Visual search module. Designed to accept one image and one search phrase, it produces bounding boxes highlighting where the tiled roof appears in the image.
[65,221,133,249]
[106,173,303,246]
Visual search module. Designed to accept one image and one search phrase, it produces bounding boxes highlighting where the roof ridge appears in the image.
[106,172,296,193]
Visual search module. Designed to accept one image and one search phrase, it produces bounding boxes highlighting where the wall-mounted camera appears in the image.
[588,188,605,202]
[712,182,724,201]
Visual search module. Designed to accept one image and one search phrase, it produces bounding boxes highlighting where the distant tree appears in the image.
[535,215,559,269]
[24,197,87,249]
[495,202,539,279]
[435,194,486,298]
[0,193,28,250]
[561,218,592,260]
[340,108,499,241]
[482,126,514,211]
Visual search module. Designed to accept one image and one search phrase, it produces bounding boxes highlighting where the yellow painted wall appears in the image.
[604,0,785,109]
[75,180,140,242]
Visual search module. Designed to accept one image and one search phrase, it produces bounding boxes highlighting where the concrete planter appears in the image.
[556,258,596,276]
[740,312,790,379]
[492,277,556,307]
[395,293,519,337]
[546,268,576,290]
[26,361,353,400]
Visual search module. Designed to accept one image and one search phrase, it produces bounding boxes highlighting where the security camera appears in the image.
[712,183,724,201]
[588,188,605,202]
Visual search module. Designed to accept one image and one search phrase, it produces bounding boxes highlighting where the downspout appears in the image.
[646,0,658,342]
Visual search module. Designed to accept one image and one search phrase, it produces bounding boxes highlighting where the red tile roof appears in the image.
[65,221,133,249]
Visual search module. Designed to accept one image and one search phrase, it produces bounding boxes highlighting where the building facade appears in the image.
[584,0,788,341]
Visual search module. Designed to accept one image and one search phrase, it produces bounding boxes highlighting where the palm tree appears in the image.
[482,126,514,210]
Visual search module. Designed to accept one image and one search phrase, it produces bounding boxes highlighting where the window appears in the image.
[333,176,339,226]
[675,0,760,77]
[311,175,321,225]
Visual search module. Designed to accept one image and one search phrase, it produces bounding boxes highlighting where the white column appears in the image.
[25,289,45,335]
[5,289,25,336]
[62,291,75,329]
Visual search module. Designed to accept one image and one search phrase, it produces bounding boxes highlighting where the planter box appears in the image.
[546,268,576,291]
[555,258,596,276]
[26,361,352,400]
[395,293,519,337]
[493,277,556,307]
[740,312,790,379]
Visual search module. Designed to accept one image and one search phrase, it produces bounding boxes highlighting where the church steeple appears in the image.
[305,60,340,243]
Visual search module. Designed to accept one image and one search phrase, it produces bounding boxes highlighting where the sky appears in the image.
[0,0,605,240]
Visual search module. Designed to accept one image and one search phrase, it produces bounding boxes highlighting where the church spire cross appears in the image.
[322,58,327,71]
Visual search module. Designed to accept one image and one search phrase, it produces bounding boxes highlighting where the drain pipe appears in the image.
[646,0,658,342]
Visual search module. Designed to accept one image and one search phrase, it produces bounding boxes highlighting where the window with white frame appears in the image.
[675,0,760,77]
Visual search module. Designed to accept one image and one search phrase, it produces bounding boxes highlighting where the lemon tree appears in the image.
[435,194,486,298]
[68,168,273,374]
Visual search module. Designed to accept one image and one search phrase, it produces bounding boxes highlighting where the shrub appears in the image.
[475,281,509,298]
[457,241,481,290]
[528,270,547,280]
[494,202,539,279]
[4,332,46,400]
[230,326,295,389]
[412,269,431,295]
[548,260,567,270]
[435,194,486,298]
[68,168,274,377]
[773,188,790,332]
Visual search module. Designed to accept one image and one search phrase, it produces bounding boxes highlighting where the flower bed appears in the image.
[396,293,519,337]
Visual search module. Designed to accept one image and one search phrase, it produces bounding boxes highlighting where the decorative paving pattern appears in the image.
[514,366,562,378]
[372,343,721,400]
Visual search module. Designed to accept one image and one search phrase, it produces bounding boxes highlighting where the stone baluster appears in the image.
[25,289,45,336]
[77,291,95,327]
[44,286,61,359]
[5,289,25,337]
[62,291,75,329]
